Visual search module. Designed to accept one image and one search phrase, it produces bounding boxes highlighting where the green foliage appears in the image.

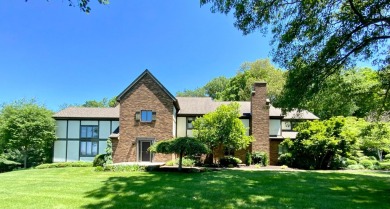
[360,122,390,161]
[219,156,242,167]
[193,102,253,161]
[220,59,286,102]
[105,138,113,164]
[245,152,252,166]
[82,96,117,107]
[176,88,207,97]
[204,76,230,99]
[278,153,292,166]
[360,160,375,169]
[347,164,365,170]
[93,154,106,167]
[35,162,92,169]
[251,152,269,166]
[280,117,365,169]
[101,164,146,172]
[201,0,390,113]
[378,162,390,170]
[385,154,390,161]
[345,159,358,166]
[0,156,21,173]
[0,100,56,168]
[302,68,384,119]
[149,137,209,170]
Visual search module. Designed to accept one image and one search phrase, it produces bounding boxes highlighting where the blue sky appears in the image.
[0,1,273,111]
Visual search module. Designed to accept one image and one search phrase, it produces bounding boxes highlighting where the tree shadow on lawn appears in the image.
[82,170,390,209]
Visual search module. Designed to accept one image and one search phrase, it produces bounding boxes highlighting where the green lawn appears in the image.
[0,168,389,209]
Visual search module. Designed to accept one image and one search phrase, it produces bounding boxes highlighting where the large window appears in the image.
[80,141,98,157]
[80,125,99,157]
[80,125,99,138]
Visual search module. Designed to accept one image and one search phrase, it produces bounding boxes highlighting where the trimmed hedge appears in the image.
[252,152,269,166]
[36,162,92,169]
[97,164,146,172]
[347,164,365,170]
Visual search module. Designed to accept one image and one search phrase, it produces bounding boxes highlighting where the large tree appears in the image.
[193,102,253,163]
[360,122,390,161]
[201,0,389,111]
[0,100,56,168]
[220,59,285,102]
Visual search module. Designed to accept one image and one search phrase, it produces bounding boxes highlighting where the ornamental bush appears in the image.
[93,154,106,167]
[219,156,242,167]
[252,152,269,166]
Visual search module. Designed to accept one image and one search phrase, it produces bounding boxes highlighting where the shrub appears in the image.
[93,154,106,167]
[368,156,377,161]
[0,157,21,173]
[379,162,390,170]
[94,166,104,171]
[345,159,358,166]
[384,154,390,161]
[280,165,288,169]
[180,158,195,167]
[360,160,374,169]
[102,164,146,172]
[219,156,242,167]
[278,153,292,166]
[252,152,269,166]
[165,160,175,166]
[36,162,92,169]
[245,152,252,166]
[347,164,365,170]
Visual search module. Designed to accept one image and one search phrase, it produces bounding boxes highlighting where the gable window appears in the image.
[141,110,153,122]
[187,117,195,129]
[80,125,99,157]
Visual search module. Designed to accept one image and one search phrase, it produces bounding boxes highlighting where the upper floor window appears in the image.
[187,117,195,129]
[141,110,152,122]
[80,125,99,138]
[281,121,292,130]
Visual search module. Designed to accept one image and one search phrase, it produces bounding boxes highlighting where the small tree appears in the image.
[149,137,209,171]
[193,102,253,163]
[0,100,56,168]
[360,122,390,161]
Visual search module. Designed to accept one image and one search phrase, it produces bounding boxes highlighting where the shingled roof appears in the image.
[53,106,119,119]
[53,97,318,120]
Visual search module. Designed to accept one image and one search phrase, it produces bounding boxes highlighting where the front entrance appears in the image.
[137,139,153,162]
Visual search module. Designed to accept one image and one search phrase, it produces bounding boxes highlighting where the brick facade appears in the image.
[250,82,270,158]
[270,140,282,165]
[112,73,175,163]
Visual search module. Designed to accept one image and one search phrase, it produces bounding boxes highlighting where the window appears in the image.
[80,125,99,157]
[187,117,195,129]
[80,141,98,157]
[281,121,292,130]
[80,126,99,138]
[141,110,153,122]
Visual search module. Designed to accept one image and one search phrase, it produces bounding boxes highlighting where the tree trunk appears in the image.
[377,149,383,161]
[178,151,183,171]
[23,151,27,169]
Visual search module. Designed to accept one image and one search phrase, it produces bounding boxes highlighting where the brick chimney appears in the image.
[250,82,270,156]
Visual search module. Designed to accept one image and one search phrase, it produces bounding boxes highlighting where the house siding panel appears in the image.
[67,141,79,161]
[56,120,67,139]
[99,121,111,139]
[53,141,66,162]
[177,117,186,137]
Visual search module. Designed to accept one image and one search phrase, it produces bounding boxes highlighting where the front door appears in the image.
[138,140,152,162]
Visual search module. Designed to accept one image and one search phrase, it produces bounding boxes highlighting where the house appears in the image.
[53,70,318,165]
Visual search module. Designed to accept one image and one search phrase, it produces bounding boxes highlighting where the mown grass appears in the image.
[0,167,389,209]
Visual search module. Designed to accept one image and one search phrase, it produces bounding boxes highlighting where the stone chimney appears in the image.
[250,82,270,156]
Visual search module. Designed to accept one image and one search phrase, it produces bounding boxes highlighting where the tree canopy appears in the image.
[201,0,389,111]
[177,59,286,101]
[0,100,56,168]
[149,137,209,170]
[193,102,253,162]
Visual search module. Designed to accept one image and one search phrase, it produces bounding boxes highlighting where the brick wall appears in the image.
[250,82,270,157]
[113,74,174,163]
[270,140,282,165]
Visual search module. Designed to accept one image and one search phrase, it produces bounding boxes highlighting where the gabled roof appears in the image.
[53,106,119,119]
[116,69,180,110]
